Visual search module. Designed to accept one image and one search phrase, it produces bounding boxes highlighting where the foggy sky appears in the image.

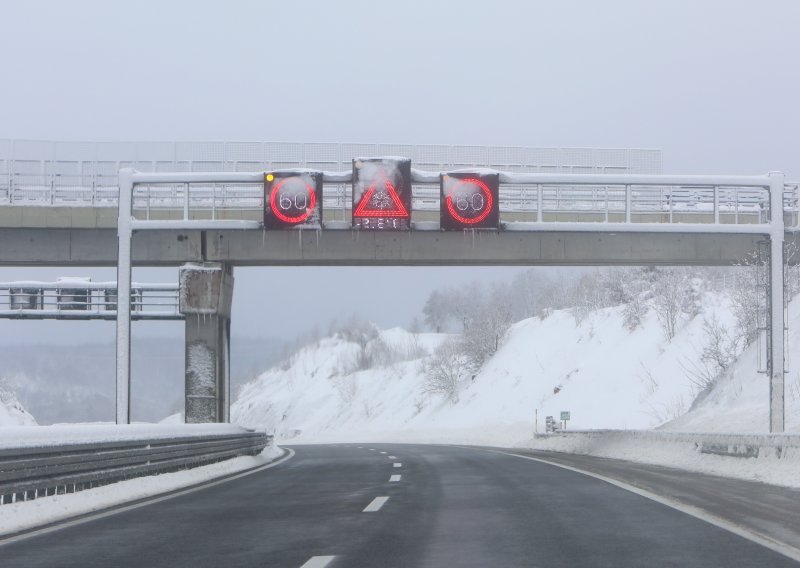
[0,0,798,344]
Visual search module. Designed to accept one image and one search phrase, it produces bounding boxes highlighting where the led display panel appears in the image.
[352,157,412,230]
[264,170,323,228]
[440,171,500,230]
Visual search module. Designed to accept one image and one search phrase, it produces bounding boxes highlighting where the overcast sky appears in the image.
[1,0,798,344]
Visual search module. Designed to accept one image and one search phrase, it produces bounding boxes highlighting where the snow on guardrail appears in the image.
[0,424,273,506]
[528,429,800,488]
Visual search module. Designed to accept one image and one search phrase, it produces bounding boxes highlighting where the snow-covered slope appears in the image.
[663,298,800,433]
[233,295,752,444]
[0,390,36,427]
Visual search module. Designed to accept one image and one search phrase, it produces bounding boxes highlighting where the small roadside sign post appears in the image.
[560,411,570,431]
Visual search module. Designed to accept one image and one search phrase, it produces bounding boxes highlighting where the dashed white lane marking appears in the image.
[357,446,364,449]
[388,455,397,459]
[368,448,376,451]
[393,462,402,468]
[300,556,336,568]
[363,496,390,512]
[389,474,401,482]
[379,451,387,454]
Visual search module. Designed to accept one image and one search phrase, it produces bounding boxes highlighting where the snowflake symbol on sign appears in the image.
[371,190,394,209]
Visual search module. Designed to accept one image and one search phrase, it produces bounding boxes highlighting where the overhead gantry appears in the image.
[106,166,792,432]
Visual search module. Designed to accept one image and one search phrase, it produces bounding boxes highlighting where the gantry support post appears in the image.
[768,172,786,433]
[115,169,134,424]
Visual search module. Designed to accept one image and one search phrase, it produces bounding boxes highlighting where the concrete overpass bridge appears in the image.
[0,140,797,433]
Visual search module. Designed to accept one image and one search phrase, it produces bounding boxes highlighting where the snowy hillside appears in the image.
[663,297,800,433]
[0,383,36,427]
[232,291,777,444]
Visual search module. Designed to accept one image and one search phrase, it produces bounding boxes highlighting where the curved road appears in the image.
[2,444,797,567]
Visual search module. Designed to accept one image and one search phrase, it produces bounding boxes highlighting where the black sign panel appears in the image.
[352,157,412,230]
[440,171,500,230]
[264,170,323,228]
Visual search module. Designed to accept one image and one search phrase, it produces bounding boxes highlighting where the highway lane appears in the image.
[502,448,800,555]
[2,444,797,567]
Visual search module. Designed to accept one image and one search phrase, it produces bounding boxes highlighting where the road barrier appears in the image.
[0,430,271,505]
[530,430,800,486]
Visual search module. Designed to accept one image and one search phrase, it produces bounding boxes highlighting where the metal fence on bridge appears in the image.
[0,140,798,227]
[0,140,664,216]
[0,281,181,320]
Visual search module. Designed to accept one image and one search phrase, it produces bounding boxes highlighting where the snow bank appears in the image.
[0,444,285,537]
[526,430,800,488]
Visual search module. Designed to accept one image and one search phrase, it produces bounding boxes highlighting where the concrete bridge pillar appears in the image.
[179,262,234,423]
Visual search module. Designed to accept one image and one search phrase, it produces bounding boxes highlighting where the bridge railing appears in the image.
[114,170,780,233]
[0,281,181,320]
[2,170,794,227]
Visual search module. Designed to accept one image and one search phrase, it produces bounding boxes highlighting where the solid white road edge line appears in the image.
[0,448,297,548]
[389,475,401,482]
[490,449,800,564]
[363,496,389,512]
[300,555,336,568]
[393,462,402,468]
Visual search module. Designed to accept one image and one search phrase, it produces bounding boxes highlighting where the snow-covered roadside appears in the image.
[0,444,286,537]
[525,432,800,489]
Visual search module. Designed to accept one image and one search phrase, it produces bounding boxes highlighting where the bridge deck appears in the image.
[0,227,780,267]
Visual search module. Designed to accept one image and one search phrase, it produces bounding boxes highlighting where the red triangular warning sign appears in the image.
[354,179,409,218]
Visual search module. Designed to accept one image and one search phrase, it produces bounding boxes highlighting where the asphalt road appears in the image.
[2,444,798,567]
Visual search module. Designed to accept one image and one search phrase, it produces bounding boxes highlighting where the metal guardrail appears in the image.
[1,171,797,228]
[116,170,786,235]
[0,431,271,505]
[535,429,800,458]
[0,281,181,320]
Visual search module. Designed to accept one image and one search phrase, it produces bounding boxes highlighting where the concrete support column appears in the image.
[179,262,234,423]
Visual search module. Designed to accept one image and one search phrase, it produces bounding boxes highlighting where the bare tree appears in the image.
[700,314,738,372]
[422,290,448,332]
[728,252,764,348]
[652,268,695,341]
[459,282,514,370]
[422,338,470,403]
